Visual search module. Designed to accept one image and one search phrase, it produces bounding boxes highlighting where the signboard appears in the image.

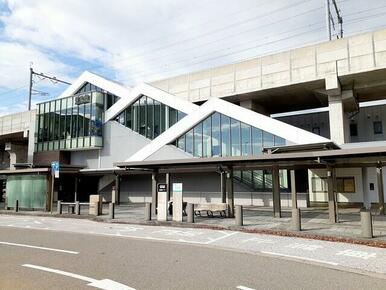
[75,94,91,105]
[157,183,167,192]
[172,183,183,193]
[51,161,60,178]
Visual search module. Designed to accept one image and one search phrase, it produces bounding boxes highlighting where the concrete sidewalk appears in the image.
[1,202,386,245]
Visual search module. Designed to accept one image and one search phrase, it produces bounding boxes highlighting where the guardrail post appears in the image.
[109,202,115,219]
[235,205,243,226]
[291,208,301,231]
[145,202,151,221]
[57,200,62,214]
[360,208,373,238]
[187,203,194,223]
[75,201,80,215]
[14,200,19,212]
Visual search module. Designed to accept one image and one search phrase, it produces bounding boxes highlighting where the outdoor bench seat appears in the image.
[194,203,227,217]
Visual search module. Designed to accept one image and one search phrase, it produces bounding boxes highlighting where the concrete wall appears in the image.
[114,172,307,207]
[150,29,386,102]
[0,110,36,136]
[276,103,386,143]
[71,121,151,168]
[308,167,386,204]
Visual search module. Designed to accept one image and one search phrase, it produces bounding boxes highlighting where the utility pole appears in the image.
[325,0,343,41]
[28,67,71,111]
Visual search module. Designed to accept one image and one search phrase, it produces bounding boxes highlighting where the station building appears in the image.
[2,28,386,221]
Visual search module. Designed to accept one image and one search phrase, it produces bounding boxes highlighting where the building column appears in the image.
[220,171,226,203]
[74,176,78,202]
[226,167,234,218]
[165,173,171,201]
[151,172,158,215]
[376,165,385,215]
[327,166,338,223]
[290,170,298,209]
[328,95,348,145]
[362,167,371,209]
[115,174,121,204]
[272,165,281,218]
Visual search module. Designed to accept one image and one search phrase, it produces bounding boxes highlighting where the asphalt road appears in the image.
[0,217,385,289]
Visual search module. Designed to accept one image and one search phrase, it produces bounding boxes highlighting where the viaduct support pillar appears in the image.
[376,165,385,215]
[272,165,281,218]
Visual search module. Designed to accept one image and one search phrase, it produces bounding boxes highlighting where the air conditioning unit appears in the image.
[4,142,11,151]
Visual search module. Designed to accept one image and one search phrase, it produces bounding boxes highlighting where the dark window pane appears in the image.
[374,121,383,135]
[139,96,146,136]
[169,107,177,128]
[154,101,161,137]
[178,111,186,121]
[160,104,166,132]
[146,97,154,139]
[350,123,358,137]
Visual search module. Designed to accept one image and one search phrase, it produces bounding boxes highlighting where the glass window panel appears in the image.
[202,117,211,157]
[146,97,154,139]
[274,136,286,146]
[252,127,262,155]
[241,123,251,156]
[132,100,139,132]
[252,170,264,189]
[177,111,186,121]
[84,103,91,137]
[185,129,193,155]
[263,131,274,148]
[279,170,288,189]
[72,106,78,138]
[193,123,203,157]
[177,135,185,150]
[154,101,161,138]
[221,115,230,157]
[211,113,221,157]
[160,104,166,132]
[231,118,241,156]
[242,170,252,185]
[264,170,273,189]
[139,96,146,136]
[169,107,177,127]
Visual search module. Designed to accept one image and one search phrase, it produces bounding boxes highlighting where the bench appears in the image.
[194,203,227,217]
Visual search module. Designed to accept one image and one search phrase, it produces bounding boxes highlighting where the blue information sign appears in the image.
[51,161,60,178]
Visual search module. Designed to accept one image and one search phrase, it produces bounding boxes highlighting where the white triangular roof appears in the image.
[128,97,331,161]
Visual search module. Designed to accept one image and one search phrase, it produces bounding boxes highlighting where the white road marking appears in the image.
[285,243,323,251]
[261,251,339,266]
[336,249,377,260]
[206,232,238,244]
[22,264,135,290]
[242,237,274,244]
[0,241,79,255]
[237,285,256,290]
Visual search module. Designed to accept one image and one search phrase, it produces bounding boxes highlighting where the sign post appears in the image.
[172,183,183,222]
[50,161,59,213]
[157,183,168,221]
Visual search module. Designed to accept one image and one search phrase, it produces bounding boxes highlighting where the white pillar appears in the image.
[328,94,349,144]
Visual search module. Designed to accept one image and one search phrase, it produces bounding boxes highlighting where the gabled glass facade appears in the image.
[35,83,118,152]
[173,112,286,158]
[116,95,186,140]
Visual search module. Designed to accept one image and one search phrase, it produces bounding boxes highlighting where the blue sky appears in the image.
[0,0,386,116]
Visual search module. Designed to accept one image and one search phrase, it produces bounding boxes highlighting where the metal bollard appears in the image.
[187,203,194,223]
[145,202,151,221]
[235,205,243,226]
[57,200,62,214]
[109,202,115,219]
[291,208,301,231]
[14,200,19,213]
[360,208,373,238]
[75,201,80,215]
